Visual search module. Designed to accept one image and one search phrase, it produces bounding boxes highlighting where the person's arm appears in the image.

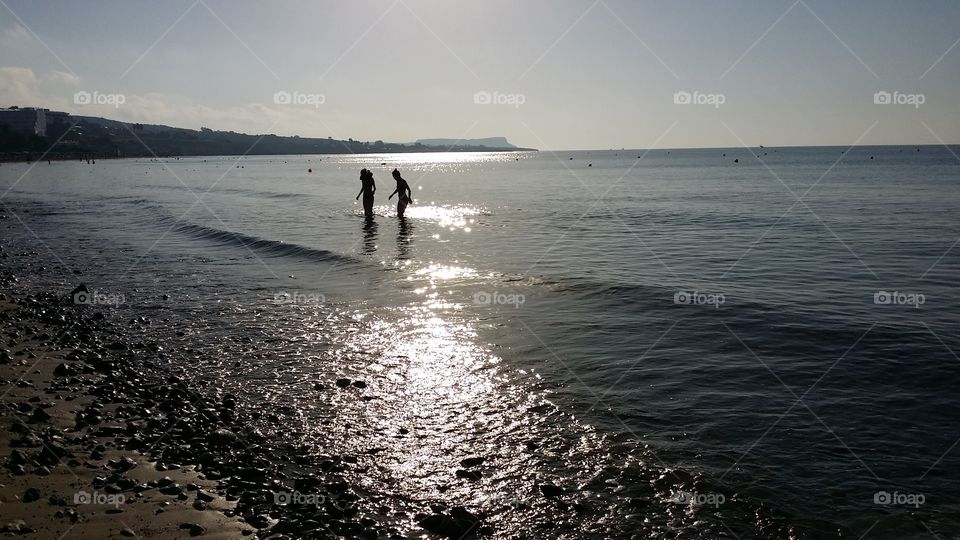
[372,180,376,194]
[356,187,364,200]
[387,188,398,200]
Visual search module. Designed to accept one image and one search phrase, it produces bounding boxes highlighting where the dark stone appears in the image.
[455,469,482,481]
[460,456,485,468]
[210,429,238,447]
[418,507,482,539]
[22,487,40,503]
[335,378,351,388]
[28,406,52,423]
[538,483,564,497]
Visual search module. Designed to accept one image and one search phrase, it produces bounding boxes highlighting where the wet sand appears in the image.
[0,298,251,538]
[0,265,485,539]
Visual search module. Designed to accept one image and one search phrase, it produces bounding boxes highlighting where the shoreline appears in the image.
[0,260,486,538]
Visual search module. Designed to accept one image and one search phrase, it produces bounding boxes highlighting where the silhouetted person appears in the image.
[388,168,412,218]
[356,168,376,218]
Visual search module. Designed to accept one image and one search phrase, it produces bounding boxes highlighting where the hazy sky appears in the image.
[1,0,958,150]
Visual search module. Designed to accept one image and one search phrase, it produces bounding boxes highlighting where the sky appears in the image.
[0,0,958,150]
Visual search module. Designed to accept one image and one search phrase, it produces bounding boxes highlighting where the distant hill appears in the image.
[0,109,536,160]
[416,137,521,149]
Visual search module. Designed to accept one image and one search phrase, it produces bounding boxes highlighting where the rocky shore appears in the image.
[0,266,485,538]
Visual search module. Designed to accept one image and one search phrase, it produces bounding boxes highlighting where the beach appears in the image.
[0,269,417,538]
[1,148,958,538]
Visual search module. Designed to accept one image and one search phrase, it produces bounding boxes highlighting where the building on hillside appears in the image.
[0,106,48,136]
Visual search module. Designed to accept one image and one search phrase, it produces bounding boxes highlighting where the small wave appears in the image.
[161,218,359,265]
[135,183,306,200]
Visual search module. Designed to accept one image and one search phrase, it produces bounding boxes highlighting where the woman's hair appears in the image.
[392,168,401,180]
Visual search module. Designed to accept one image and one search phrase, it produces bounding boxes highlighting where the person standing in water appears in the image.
[388,168,413,218]
[356,168,376,218]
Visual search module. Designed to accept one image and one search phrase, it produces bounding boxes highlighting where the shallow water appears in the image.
[1,146,959,538]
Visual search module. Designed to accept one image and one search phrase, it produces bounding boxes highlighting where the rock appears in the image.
[455,469,482,481]
[28,406,52,423]
[210,428,238,447]
[116,478,137,491]
[196,490,215,503]
[351,380,367,389]
[98,425,128,437]
[113,456,138,471]
[120,527,136,537]
[22,487,40,502]
[538,483,564,497]
[460,456,485,468]
[159,484,183,496]
[53,362,81,376]
[335,378,351,388]
[9,449,28,465]
[418,507,482,538]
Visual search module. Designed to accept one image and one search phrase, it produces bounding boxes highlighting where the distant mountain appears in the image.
[415,137,523,149]
[0,108,536,160]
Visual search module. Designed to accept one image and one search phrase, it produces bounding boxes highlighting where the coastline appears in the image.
[0,261,487,538]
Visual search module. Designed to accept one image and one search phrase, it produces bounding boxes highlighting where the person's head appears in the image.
[392,168,401,181]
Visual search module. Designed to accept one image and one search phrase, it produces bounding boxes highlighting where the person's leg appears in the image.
[397,199,407,218]
[363,194,374,217]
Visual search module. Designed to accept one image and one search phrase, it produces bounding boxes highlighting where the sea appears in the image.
[1,145,958,538]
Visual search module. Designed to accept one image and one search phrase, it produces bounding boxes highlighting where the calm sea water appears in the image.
[1,146,959,538]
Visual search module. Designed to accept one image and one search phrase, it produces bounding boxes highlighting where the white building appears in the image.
[0,107,48,136]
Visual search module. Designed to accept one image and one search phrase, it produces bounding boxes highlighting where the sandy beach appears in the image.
[0,253,490,539]
[0,296,255,538]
